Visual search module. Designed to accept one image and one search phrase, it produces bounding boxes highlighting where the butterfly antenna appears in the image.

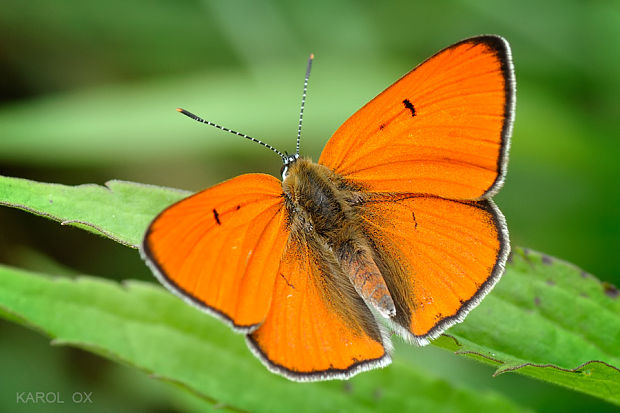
[176,108,286,160]
[296,53,314,157]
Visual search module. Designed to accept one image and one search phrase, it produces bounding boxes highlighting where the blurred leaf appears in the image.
[0,265,526,412]
[0,0,241,93]
[1,176,619,405]
[0,59,404,167]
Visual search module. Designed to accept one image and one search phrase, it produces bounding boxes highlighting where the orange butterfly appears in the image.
[141,35,514,381]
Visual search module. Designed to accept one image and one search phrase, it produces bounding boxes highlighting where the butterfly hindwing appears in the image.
[141,173,289,332]
[359,194,509,343]
[319,35,514,200]
[247,233,390,380]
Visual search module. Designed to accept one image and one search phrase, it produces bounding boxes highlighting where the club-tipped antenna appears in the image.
[176,108,286,160]
[296,53,314,157]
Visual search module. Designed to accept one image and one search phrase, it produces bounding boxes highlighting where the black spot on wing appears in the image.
[402,99,416,117]
[212,208,221,225]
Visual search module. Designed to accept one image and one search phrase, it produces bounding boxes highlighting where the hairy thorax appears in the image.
[282,158,396,318]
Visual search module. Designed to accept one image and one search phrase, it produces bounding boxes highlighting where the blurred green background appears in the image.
[0,0,618,412]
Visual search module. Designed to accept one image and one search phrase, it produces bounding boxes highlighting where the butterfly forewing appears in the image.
[319,36,514,200]
[141,173,289,332]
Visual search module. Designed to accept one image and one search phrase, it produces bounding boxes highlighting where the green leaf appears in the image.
[1,175,619,405]
[435,247,620,404]
[0,175,188,248]
[0,265,525,412]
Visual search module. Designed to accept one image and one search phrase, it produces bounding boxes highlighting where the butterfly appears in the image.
[141,35,515,382]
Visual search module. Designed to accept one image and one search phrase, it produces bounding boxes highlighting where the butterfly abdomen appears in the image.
[283,158,396,319]
[338,242,396,319]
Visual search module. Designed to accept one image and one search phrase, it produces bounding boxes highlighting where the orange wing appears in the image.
[141,173,288,332]
[359,195,509,343]
[247,237,390,380]
[319,35,514,200]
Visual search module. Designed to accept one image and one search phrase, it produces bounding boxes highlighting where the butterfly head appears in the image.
[280,152,300,180]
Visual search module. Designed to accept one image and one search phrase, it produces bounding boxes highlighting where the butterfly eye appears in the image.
[281,164,288,179]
